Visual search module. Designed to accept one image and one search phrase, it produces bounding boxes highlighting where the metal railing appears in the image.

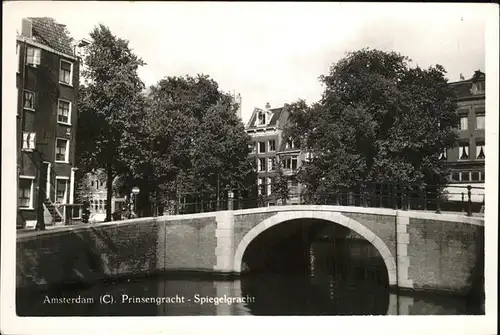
[155,182,485,217]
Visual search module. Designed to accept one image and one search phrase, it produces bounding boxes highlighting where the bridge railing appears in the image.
[157,182,484,217]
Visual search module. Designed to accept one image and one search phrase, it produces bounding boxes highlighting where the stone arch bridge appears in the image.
[17,205,484,296]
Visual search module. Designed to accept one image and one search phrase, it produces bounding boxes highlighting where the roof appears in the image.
[449,70,485,100]
[246,106,285,129]
[28,17,75,56]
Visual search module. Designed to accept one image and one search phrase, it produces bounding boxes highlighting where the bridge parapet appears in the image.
[16,205,484,298]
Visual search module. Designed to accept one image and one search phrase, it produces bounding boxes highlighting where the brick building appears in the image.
[16,18,82,228]
[444,70,485,206]
[245,103,306,206]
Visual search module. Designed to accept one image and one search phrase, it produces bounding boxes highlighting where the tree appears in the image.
[76,24,146,221]
[271,162,291,205]
[135,74,254,213]
[284,49,458,202]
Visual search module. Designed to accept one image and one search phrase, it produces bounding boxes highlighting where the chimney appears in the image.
[21,18,32,38]
[460,73,465,80]
[265,102,271,110]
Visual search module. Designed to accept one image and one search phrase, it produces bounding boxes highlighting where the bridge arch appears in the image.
[233,210,397,286]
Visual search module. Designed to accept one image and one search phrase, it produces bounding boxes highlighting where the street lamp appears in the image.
[131,186,140,216]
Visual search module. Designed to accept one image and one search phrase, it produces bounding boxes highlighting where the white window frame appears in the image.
[55,176,70,204]
[18,176,35,209]
[257,177,265,196]
[458,143,470,161]
[258,141,266,154]
[55,137,70,163]
[258,157,266,172]
[57,99,72,125]
[284,156,298,171]
[257,111,266,126]
[26,46,41,67]
[22,132,36,151]
[459,116,468,131]
[59,59,73,86]
[23,90,35,111]
[268,140,276,152]
[476,114,485,130]
[16,44,20,73]
[268,157,276,171]
[460,171,471,183]
[267,177,272,196]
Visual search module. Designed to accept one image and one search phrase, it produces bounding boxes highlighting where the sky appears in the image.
[8,2,489,124]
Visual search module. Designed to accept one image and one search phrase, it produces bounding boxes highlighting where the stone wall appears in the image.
[407,218,484,296]
[17,215,218,290]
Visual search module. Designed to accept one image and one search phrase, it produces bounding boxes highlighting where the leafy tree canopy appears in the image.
[284,49,458,200]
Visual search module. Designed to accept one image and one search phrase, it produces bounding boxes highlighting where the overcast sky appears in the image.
[8,2,489,123]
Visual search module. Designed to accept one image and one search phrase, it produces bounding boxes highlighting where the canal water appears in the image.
[17,238,483,316]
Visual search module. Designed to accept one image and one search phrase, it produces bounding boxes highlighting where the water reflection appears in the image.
[16,274,482,316]
[16,223,482,316]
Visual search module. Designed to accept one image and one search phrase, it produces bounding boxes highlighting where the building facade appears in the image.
[78,171,126,222]
[16,18,81,228]
[445,70,485,206]
[245,103,306,206]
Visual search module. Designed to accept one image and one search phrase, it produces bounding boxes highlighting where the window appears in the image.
[458,116,468,130]
[22,132,36,151]
[476,141,485,159]
[16,44,20,73]
[26,47,41,66]
[23,90,35,110]
[266,177,273,195]
[471,171,480,181]
[268,157,276,171]
[284,156,298,171]
[257,111,266,125]
[458,143,469,160]
[305,152,313,162]
[57,99,71,124]
[473,82,485,94]
[461,171,470,182]
[476,114,485,130]
[258,158,266,172]
[258,141,266,153]
[55,178,69,204]
[480,171,485,181]
[439,148,447,160]
[18,177,34,208]
[257,177,265,195]
[55,138,69,162]
[59,59,73,85]
[268,140,276,152]
[285,139,296,150]
[451,172,460,182]
[250,142,256,153]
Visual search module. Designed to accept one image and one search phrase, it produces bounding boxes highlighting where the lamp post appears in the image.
[131,186,140,216]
